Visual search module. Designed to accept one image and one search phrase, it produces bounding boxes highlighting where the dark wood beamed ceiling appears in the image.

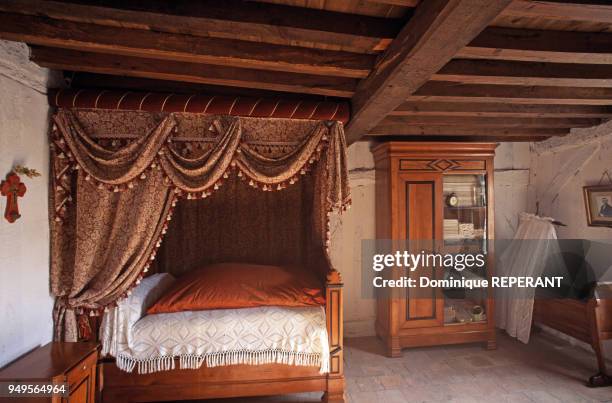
[0,12,374,78]
[411,82,612,105]
[379,0,612,23]
[376,116,603,128]
[459,27,612,64]
[367,0,421,7]
[66,73,333,100]
[387,0,612,142]
[368,126,570,136]
[30,46,358,97]
[365,135,554,142]
[0,0,405,53]
[433,59,612,87]
[0,0,611,143]
[499,0,612,26]
[391,102,612,118]
[344,0,513,143]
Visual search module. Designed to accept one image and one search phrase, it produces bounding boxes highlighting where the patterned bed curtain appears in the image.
[49,110,350,341]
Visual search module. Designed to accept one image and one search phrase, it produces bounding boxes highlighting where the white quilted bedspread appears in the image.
[100,274,329,374]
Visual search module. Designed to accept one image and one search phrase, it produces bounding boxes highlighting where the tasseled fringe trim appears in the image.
[101,336,115,358]
[115,349,329,375]
[49,119,348,224]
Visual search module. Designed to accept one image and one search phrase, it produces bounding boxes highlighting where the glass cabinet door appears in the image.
[442,174,488,325]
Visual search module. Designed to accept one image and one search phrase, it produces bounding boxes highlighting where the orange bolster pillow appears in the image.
[147,262,326,314]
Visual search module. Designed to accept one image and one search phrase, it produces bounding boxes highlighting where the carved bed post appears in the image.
[323,269,345,403]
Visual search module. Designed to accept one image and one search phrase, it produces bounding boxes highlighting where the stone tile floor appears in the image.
[201,330,612,402]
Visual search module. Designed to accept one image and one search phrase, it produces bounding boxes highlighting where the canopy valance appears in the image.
[49,109,350,341]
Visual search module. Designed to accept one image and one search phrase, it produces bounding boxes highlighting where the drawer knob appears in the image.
[82,365,87,370]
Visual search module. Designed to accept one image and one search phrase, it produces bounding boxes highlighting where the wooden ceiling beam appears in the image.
[391,102,612,118]
[433,59,612,87]
[459,27,612,64]
[366,0,420,6]
[502,0,612,25]
[344,0,512,144]
[377,116,602,128]
[30,47,357,97]
[65,73,331,100]
[0,0,402,54]
[368,125,569,136]
[412,82,612,105]
[367,134,552,142]
[0,12,373,78]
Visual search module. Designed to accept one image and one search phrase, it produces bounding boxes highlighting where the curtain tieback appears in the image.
[55,296,86,312]
[55,296,71,309]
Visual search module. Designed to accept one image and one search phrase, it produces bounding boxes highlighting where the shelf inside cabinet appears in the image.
[445,206,486,210]
[443,173,487,245]
[444,320,487,327]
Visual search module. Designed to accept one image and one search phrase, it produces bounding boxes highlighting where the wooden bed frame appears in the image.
[533,284,612,387]
[98,270,345,402]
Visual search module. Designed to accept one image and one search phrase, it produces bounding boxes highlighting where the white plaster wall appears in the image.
[331,141,530,337]
[0,40,59,366]
[329,141,377,337]
[530,122,612,240]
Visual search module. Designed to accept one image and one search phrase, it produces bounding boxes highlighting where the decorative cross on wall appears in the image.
[1,173,27,223]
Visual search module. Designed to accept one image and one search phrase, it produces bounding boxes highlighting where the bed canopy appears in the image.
[48,90,351,342]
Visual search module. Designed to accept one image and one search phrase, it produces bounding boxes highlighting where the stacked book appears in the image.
[444,219,460,240]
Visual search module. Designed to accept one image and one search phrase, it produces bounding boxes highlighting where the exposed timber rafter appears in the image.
[344,0,512,144]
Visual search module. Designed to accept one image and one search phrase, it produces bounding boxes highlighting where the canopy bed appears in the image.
[48,90,351,402]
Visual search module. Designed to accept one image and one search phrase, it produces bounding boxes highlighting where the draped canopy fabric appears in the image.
[49,109,350,341]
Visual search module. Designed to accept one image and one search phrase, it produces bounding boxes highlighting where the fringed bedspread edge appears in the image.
[115,349,329,375]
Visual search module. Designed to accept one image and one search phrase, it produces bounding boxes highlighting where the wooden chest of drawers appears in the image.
[0,342,98,403]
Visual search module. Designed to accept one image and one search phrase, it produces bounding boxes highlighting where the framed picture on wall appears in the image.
[584,185,612,227]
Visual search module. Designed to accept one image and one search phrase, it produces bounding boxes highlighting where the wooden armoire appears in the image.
[373,142,496,357]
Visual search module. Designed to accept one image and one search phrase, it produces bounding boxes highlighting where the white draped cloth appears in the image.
[100,273,330,374]
[496,213,559,343]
